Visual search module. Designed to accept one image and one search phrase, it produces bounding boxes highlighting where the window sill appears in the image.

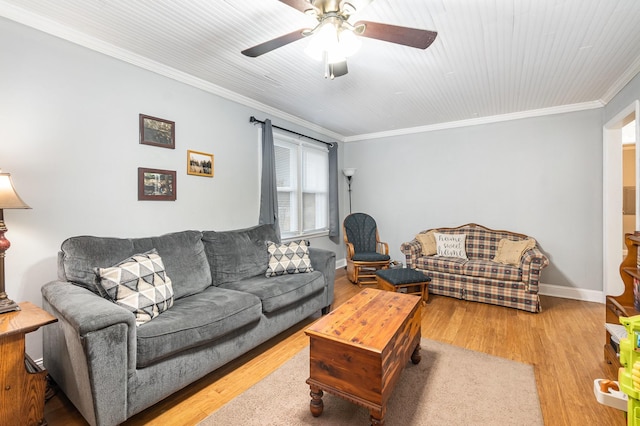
[282,230,329,242]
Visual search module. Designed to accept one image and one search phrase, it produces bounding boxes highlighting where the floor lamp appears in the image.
[0,171,31,314]
[342,168,356,214]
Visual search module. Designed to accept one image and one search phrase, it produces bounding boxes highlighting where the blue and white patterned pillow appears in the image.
[95,249,174,326]
[265,240,314,277]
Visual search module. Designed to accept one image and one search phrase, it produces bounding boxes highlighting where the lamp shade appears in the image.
[304,21,362,64]
[342,168,357,177]
[0,172,31,209]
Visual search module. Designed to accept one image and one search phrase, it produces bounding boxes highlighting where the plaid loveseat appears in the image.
[400,223,549,312]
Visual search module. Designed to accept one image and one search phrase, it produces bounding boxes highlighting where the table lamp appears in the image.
[0,171,31,314]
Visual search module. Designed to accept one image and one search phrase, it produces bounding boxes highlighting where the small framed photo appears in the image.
[139,114,175,149]
[138,168,176,201]
[187,150,214,177]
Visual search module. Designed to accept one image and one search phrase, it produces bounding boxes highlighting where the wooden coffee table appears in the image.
[305,288,422,425]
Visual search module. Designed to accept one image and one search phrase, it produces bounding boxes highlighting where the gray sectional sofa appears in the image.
[41,224,335,426]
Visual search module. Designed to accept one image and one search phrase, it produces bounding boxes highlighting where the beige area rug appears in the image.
[199,339,542,426]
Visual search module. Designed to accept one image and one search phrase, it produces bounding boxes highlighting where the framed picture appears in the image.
[138,168,176,201]
[139,114,175,149]
[187,150,214,177]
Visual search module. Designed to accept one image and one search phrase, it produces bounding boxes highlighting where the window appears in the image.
[274,133,329,238]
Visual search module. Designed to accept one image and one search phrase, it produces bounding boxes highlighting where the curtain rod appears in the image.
[249,116,334,147]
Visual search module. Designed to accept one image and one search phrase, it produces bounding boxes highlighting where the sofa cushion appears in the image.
[415,255,467,275]
[416,231,437,256]
[202,224,279,286]
[416,256,522,283]
[137,231,212,299]
[135,286,262,368]
[265,240,313,277]
[220,270,325,313]
[427,225,526,260]
[464,227,526,260]
[59,231,211,299]
[463,259,522,282]
[434,233,468,259]
[59,236,137,294]
[95,249,174,326]
[493,238,536,265]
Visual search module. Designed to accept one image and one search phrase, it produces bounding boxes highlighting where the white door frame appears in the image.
[603,100,640,299]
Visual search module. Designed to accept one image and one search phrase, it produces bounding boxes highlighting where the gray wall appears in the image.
[0,17,343,359]
[344,109,604,291]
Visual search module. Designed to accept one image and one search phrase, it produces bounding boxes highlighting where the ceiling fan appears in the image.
[241,0,437,79]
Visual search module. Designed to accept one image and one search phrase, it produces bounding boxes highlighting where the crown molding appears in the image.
[600,54,640,104]
[343,101,605,142]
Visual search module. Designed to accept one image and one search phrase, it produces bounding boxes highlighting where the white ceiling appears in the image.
[2,0,640,140]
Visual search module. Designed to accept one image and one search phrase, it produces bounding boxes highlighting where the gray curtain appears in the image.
[328,142,340,238]
[258,119,280,236]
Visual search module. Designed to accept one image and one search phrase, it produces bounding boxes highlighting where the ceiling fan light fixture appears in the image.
[242,0,437,80]
[304,23,335,60]
[304,22,361,64]
[338,28,361,56]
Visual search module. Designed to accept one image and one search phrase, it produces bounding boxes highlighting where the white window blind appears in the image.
[274,133,329,238]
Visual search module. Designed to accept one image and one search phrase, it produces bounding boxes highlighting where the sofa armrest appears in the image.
[42,281,137,426]
[400,239,423,269]
[520,247,550,293]
[309,247,336,310]
[42,281,136,339]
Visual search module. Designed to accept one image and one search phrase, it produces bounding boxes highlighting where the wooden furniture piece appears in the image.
[605,233,640,371]
[343,213,391,287]
[0,301,57,426]
[305,288,422,425]
[376,267,431,305]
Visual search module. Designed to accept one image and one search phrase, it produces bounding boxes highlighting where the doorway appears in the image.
[623,121,637,254]
[604,101,640,298]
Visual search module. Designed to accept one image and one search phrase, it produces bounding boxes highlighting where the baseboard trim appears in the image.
[334,261,604,305]
[34,357,44,369]
[539,283,604,304]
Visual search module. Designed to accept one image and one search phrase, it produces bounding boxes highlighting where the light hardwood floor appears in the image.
[44,268,624,425]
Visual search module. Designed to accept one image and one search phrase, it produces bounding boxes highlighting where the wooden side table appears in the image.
[0,301,57,426]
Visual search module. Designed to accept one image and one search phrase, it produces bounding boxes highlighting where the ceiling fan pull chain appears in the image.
[323,51,331,79]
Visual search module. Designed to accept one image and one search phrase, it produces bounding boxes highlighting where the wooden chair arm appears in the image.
[345,242,356,259]
[377,241,389,255]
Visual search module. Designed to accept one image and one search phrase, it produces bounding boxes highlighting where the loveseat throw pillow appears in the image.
[492,238,536,265]
[416,231,437,256]
[265,240,314,277]
[95,249,174,326]
[433,233,468,259]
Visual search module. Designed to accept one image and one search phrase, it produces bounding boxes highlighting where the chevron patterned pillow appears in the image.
[95,249,174,326]
[265,240,314,277]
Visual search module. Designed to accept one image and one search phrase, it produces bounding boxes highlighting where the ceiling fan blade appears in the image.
[278,0,316,14]
[354,21,437,49]
[330,60,348,78]
[241,30,307,57]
